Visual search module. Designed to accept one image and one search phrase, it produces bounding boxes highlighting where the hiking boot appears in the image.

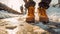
[38,8,49,24]
[26,6,35,23]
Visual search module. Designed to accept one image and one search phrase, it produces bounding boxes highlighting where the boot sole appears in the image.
[26,18,35,23]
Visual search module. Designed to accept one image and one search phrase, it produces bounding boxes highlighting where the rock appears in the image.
[5,25,17,30]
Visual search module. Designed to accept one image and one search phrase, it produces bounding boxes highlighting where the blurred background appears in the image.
[0,0,58,12]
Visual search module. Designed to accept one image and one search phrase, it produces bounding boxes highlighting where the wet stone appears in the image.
[6,25,17,30]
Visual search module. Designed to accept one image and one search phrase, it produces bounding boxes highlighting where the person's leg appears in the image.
[20,5,23,14]
[26,6,35,23]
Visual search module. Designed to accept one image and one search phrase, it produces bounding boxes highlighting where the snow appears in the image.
[47,6,60,22]
[0,10,19,19]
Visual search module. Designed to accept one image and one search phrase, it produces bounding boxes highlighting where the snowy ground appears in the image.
[47,6,60,22]
[0,6,60,34]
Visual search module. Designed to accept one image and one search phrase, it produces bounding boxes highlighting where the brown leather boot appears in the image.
[26,6,35,23]
[38,8,49,24]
